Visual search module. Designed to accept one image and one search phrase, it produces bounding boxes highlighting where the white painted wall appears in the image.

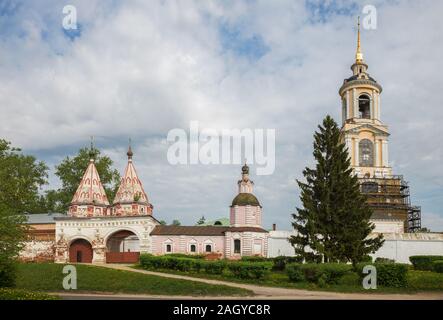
[267,230,443,263]
[371,233,443,263]
[371,220,404,234]
[267,230,296,257]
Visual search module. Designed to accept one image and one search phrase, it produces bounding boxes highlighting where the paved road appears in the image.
[52,263,443,300]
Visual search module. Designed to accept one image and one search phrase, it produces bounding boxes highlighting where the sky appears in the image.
[0,0,442,231]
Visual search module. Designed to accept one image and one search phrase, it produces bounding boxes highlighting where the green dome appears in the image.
[231,193,261,207]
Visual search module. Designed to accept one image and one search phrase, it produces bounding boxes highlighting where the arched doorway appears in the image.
[69,239,93,263]
[105,230,140,263]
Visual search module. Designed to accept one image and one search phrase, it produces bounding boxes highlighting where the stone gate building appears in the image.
[22,146,268,263]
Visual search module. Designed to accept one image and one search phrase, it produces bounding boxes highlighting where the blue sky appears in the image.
[0,0,442,231]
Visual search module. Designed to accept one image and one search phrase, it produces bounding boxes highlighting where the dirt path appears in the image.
[96,264,443,300]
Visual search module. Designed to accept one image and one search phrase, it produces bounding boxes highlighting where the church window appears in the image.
[166,244,172,253]
[358,94,371,119]
[190,244,196,253]
[359,139,374,167]
[205,244,212,253]
[234,239,241,254]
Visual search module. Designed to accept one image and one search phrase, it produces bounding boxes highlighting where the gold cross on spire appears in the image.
[356,16,364,63]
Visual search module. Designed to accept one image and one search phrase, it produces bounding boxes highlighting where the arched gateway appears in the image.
[105,230,140,263]
[69,239,93,263]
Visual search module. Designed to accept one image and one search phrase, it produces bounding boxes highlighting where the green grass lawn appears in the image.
[15,263,252,297]
[135,266,443,294]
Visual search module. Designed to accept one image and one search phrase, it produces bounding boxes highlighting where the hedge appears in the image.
[240,256,269,262]
[202,260,226,275]
[286,263,352,285]
[227,262,272,279]
[285,264,304,282]
[140,255,207,272]
[140,254,227,275]
[0,260,16,288]
[167,253,205,259]
[272,256,303,271]
[410,256,443,271]
[375,257,395,264]
[356,263,409,288]
[140,254,275,278]
[433,260,443,273]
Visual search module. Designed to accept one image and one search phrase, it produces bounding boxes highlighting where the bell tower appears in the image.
[339,17,391,179]
[338,19,421,233]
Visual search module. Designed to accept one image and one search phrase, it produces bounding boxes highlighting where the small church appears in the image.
[23,146,268,263]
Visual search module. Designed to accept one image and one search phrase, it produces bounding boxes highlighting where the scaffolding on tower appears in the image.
[358,175,421,233]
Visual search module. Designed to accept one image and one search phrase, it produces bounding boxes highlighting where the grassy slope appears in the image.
[134,266,443,294]
[15,263,252,296]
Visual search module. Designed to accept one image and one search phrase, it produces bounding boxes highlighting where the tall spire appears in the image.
[355,16,364,63]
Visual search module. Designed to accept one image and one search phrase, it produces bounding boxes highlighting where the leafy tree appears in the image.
[289,116,384,265]
[0,139,47,286]
[171,219,181,226]
[196,216,206,225]
[0,139,48,214]
[159,220,167,225]
[47,146,120,212]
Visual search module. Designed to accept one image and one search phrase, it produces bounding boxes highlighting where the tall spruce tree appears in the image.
[289,115,384,264]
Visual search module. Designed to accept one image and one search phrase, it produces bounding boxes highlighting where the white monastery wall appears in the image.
[267,230,443,263]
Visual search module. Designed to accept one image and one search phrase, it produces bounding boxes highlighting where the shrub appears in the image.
[175,258,194,272]
[375,257,395,264]
[433,260,443,273]
[407,270,443,290]
[192,259,204,272]
[140,254,229,274]
[356,263,409,288]
[0,260,16,288]
[286,263,352,284]
[227,262,272,279]
[202,260,227,274]
[140,254,196,271]
[359,255,373,263]
[272,256,303,271]
[240,256,269,262]
[336,272,360,286]
[285,263,304,282]
[300,263,352,284]
[410,256,443,271]
[305,254,322,264]
[168,253,205,259]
